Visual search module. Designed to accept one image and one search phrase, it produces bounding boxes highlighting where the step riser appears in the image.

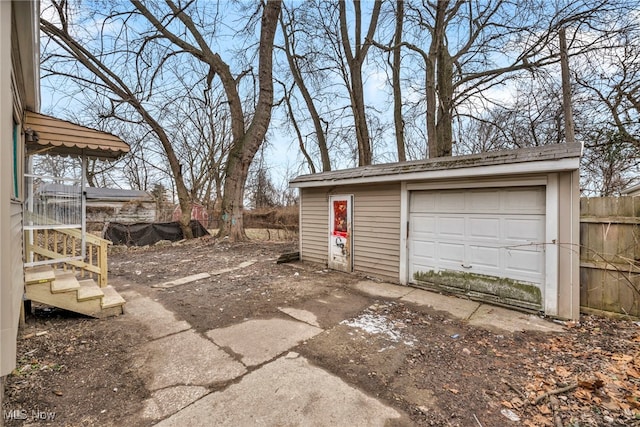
[26,282,104,317]
[77,279,105,302]
[24,266,124,318]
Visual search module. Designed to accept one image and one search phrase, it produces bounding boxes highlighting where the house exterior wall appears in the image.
[0,0,18,380]
[300,184,401,281]
[1,0,39,380]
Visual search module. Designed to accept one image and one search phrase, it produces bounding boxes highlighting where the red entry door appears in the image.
[328,195,352,272]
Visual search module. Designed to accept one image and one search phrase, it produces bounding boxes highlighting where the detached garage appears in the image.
[290,143,582,320]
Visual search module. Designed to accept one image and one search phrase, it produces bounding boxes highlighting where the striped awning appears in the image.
[24,111,129,160]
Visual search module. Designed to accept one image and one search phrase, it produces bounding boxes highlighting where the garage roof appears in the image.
[290,143,583,188]
[24,111,130,160]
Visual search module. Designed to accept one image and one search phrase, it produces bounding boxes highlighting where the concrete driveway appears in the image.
[120,280,561,426]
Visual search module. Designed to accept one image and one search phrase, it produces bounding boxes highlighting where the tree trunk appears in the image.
[426,55,436,158]
[339,0,381,166]
[427,0,453,158]
[218,147,250,241]
[435,48,453,157]
[351,67,372,165]
[393,0,406,162]
[216,0,282,241]
[559,27,575,144]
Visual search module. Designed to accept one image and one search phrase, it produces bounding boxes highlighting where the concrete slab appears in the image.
[278,307,320,327]
[468,304,564,333]
[143,386,209,420]
[153,355,401,427]
[210,260,257,276]
[119,291,190,339]
[134,330,246,390]
[285,290,372,329]
[353,280,414,299]
[401,289,481,320]
[152,273,211,289]
[206,318,322,367]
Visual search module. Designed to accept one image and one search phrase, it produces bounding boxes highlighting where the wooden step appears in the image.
[77,279,104,301]
[25,265,56,285]
[101,286,126,309]
[24,266,125,318]
[25,281,102,317]
[50,271,81,293]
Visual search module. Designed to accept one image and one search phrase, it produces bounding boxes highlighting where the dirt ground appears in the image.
[3,234,640,426]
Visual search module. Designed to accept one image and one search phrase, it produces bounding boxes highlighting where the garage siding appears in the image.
[348,184,401,280]
[300,188,329,265]
[300,184,401,281]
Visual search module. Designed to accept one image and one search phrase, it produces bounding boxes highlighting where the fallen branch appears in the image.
[502,378,528,401]
[533,383,578,405]
[472,413,484,427]
[549,395,563,427]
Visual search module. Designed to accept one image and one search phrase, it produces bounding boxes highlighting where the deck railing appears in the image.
[25,227,110,287]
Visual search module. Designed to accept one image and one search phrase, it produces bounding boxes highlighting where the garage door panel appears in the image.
[468,217,500,240]
[505,248,544,275]
[412,241,435,259]
[436,192,466,211]
[468,191,500,211]
[468,245,500,269]
[410,194,436,212]
[505,218,545,241]
[502,188,545,213]
[439,216,465,237]
[411,215,435,234]
[438,242,464,263]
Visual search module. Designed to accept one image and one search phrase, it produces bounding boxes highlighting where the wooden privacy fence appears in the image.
[580,196,640,318]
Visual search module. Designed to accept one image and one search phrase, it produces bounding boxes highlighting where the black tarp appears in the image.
[104,220,209,246]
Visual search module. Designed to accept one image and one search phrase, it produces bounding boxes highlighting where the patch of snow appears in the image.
[341,311,415,345]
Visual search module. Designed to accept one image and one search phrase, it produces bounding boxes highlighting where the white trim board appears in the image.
[291,158,579,189]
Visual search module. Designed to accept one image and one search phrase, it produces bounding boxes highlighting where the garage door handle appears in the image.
[461,264,472,269]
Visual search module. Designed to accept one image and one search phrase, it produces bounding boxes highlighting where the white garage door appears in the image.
[408,187,546,307]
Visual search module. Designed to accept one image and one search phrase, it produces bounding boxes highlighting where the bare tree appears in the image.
[339,0,382,166]
[41,0,196,238]
[367,0,623,158]
[574,19,640,147]
[279,2,331,171]
[390,0,406,161]
[133,0,282,241]
[42,0,281,241]
[581,131,640,196]
[277,80,318,174]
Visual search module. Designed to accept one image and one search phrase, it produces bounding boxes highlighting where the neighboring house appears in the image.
[38,184,155,232]
[1,0,130,406]
[621,183,640,197]
[290,143,582,320]
[172,202,209,228]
